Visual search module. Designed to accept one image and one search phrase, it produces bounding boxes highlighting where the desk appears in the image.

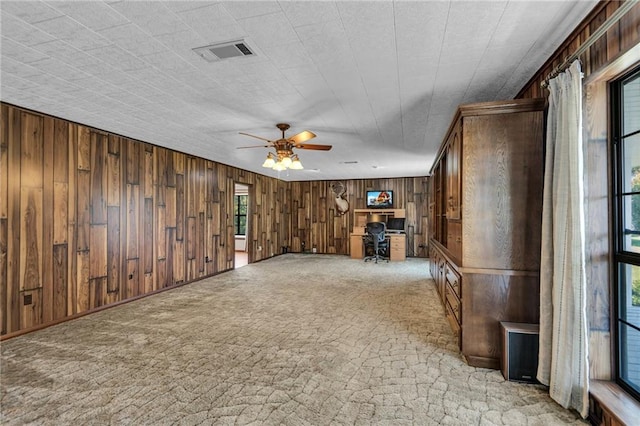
[350,233,406,261]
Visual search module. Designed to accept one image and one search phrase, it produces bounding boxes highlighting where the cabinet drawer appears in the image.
[445,263,461,297]
[445,303,461,344]
[445,284,461,324]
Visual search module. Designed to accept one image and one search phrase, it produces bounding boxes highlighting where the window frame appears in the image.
[234,194,248,236]
[611,64,640,402]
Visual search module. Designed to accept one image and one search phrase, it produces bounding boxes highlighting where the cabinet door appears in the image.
[446,122,461,220]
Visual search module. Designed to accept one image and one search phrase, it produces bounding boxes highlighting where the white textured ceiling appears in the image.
[1,1,597,181]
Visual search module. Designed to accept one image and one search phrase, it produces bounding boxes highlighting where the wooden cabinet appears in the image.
[389,234,406,261]
[428,98,544,369]
[445,121,461,220]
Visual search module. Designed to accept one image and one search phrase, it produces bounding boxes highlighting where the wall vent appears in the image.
[193,40,254,62]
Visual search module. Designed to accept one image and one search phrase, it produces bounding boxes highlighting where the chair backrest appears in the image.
[366,222,386,242]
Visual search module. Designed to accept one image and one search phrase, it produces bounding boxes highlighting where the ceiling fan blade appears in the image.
[294,143,332,151]
[236,145,271,149]
[239,132,273,142]
[288,130,316,144]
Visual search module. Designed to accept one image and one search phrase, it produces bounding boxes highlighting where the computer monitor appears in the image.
[366,190,393,208]
[386,217,405,232]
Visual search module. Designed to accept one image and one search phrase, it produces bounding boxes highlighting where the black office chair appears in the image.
[363,222,389,263]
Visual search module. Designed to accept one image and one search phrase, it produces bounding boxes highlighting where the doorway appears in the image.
[234,183,250,268]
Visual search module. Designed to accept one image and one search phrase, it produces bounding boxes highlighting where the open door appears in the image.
[233,183,250,268]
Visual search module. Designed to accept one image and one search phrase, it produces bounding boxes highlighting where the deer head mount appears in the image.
[330,181,349,216]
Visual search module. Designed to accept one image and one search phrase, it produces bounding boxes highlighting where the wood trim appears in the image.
[589,380,640,426]
[458,267,540,277]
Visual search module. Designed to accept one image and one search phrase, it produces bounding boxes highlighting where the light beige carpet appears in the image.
[1,254,585,425]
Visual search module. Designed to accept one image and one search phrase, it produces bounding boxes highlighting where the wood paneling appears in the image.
[517,1,640,99]
[289,177,430,257]
[0,102,429,337]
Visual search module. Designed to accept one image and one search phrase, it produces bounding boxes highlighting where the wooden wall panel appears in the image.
[89,224,107,279]
[53,183,68,245]
[288,177,429,257]
[517,1,640,99]
[126,184,139,260]
[90,133,107,224]
[52,244,67,320]
[20,188,43,291]
[76,170,90,252]
[0,102,427,337]
[20,289,41,330]
[76,251,89,313]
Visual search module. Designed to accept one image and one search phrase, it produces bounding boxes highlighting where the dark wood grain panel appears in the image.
[174,152,185,175]
[165,228,174,286]
[89,277,105,310]
[20,188,43,291]
[106,206,120,294]
[5,101,22,333]
[173,240,184,284]
[156,258,166,289]
[53,182,68,245]
[126,259,139,298]
[66,123,78,317]
[156,206,166,260]
[198,212,205,274]
[176,173,184,241]
[165,186,176,228]
[605,2,621,62]
[186,216,196,260]
[108,134,120,155]
[53,119,68,183]
[144,149,153,199]
[76,170,90,251]
[90,132,107,224]
[20,112,43,188]
[89,224,107,279]
[620,1,640,52]
[1,105,7,220]
[0,218,7,334]
[20,288,42,330]
[76,250,89,313]
[77,126,91,171]
[52,244,67,319]
[107,153,120,207]
[42,116,54,324]
[156,147,166,206]
[143,198,153,274]
[126,184,139,260]
[186,157,196,217]
[126,139,140,185]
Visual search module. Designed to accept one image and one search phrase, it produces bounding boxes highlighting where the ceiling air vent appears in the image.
[193,40,254,62]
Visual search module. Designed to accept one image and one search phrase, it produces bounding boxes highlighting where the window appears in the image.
[234,194,247,236]
[612,65,640,401]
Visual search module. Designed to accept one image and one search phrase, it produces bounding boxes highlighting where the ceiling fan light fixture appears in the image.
[262,152,276,168]
[239,123,329,172]
[290,155,303,170]
[281,155,292,168]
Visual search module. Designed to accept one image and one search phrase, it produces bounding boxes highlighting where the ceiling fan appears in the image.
[238,123,332,171]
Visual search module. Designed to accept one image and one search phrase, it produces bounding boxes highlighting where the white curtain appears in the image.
[537,60,589,418]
